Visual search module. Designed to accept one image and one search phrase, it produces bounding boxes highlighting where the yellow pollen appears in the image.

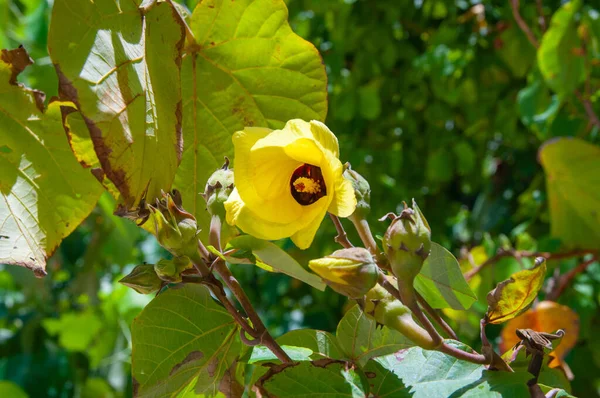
[293,177,321,194]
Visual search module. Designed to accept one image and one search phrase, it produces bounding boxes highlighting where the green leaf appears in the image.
[255,359,369,398]
[173,0,328,237]
[277,329,344,360]
[497,25,535,78]
[227,235,325,290]
[131,284,241,397]
[248,345,313,364]
[0,48,103,276]
[517,76,561,139]
[335,305,414,367]
[364,343,532,397]
[47,0,185,210]
[0,381,28,398]
[537,0,585,97]
[414,242,477,310]
[485,259,547,324]
[42,311,103,352]
[539,137,600,249]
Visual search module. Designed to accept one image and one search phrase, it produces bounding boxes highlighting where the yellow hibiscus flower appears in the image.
[224,119,357,249]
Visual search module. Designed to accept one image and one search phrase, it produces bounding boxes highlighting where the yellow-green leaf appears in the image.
[0,48,103,276]
[539,137,600,249]
[47,0,185,212]
[485,259,547,325]
[173,0,328,237]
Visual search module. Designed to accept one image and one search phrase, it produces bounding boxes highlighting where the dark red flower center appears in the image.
[290,164,327,206]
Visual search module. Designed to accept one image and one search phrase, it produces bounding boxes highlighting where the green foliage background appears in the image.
[1,0,600,397]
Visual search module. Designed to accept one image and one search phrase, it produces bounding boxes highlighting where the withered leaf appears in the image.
[485,258,547,325]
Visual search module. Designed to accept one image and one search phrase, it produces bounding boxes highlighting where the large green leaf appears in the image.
[539,138,600,249]
[414,242,477,310]
[227,235,326,290]
[255,359,369,398]
[47,0,185,211]
[0,381,27,398]
[537,0,584,97]
[0,48,103,276]
[364,343,532,397]
[131,284,240,397]
[336,305,414,367]
[173,0,328,235]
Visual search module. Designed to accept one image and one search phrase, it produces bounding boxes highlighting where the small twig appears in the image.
[575,90,600,131]
[464,248,597,281]
[329,214,353,249]
[548,256,598,300]
[534,0,547,32]
[416,292,458,340]
[510,0,539,48]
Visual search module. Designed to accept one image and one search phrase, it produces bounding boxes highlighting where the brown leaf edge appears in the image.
[53,1,185,218]
[0,46,49,277]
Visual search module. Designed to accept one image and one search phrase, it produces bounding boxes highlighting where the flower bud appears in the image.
[119,264,162,294]
[148,190,199,257]
[343,167,371,218]
[203,158,235,219]
[363,284,436,349]
[154,256,193,283]
[308,248,378,298]
[382,199,431,284]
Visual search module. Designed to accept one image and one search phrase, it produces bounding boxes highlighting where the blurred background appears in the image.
[1,0,600,397]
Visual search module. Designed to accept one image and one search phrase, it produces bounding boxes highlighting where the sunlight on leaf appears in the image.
[173,0,328,238]
[485,259,547,324]
[0,48,103,275]
[48,0,185,211]
[539,137,600,249]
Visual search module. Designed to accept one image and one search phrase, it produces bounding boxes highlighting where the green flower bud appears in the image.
[343,167,371,218]
[382,199,431,284]
[203,158,235,219]
[148,190,199,257]
[363,284,436,349]
[308,248,378,298]
[119,264,162,294]
[154,256,193,283]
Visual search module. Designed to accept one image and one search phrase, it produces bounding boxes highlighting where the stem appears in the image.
[535,0,547,32]
[349,214,389,269]
[350,214,379,255]
[212,258,292,363]
[510,0,539,48]
[187,251,292,363]
[378,273,489,364]
[209,214,222,252]
[464,249,597,281]
[329,214,353,249]
[416,292,458,340]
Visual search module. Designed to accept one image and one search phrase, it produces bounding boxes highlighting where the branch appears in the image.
[212,257,293,363]
[575,90,600,131]
[329,214,353,249]
[416,292,458,340]
[547,256,598,300]
[535,0,547,32]
[510,0,539,48]
[464,248,597,281]
[379,274,489,365]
